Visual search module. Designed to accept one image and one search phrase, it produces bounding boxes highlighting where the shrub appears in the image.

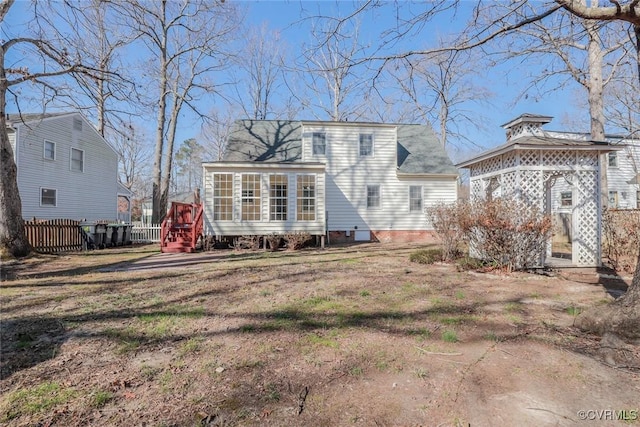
[265,234,281,251]
[603,208,640,273]
[234,235,261,250]
[409,248,443,264]
[283,231,312,250]
[462,199,552,272]
[426,201,469,261]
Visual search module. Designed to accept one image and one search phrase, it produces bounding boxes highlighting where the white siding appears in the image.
[303,123,457,232]
[203,166,326,237]
[607,145,639,209]
[14,114,119,221]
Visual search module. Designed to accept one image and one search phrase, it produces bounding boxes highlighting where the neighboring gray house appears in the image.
[202,120,459,243]
[6,112,129,222]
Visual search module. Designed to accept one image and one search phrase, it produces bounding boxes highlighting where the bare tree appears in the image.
[0,0,115,257]
[300,18,370,121]
[232,24,288,120]
[111,0,240,224]
[35,0,138,137]
[389,48,493,149]
[200,107,236,161]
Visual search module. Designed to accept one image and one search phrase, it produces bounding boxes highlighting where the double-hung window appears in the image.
[213,173,233,220]
[367,185,380,209]
[241,174,261,221]
[359,134,373,157]
[312,133,326,155]
[297,175,316,221]
[409,186,423,212]
[608,152,618,168]
[270,175,288,220]
[71,148,84,172]
[44,140,55,160]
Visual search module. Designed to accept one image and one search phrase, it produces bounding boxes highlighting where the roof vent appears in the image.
[73,117,83,131]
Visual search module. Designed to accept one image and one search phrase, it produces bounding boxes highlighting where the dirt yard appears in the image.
[1,243,639,426]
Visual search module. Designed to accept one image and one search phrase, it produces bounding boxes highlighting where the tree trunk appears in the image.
[0,65,31,258]
[586,18,605,141]
[576,253,640,340]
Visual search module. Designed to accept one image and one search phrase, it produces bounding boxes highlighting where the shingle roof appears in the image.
[396,124,458,174]
[6,112,73,126]
[221,119,457,175]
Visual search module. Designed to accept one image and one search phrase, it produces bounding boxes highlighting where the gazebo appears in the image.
[457,114,620,267]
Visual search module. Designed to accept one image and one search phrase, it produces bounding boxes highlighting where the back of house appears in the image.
[202,119,458,244]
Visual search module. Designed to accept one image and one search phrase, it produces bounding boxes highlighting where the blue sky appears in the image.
[5,0,588,160]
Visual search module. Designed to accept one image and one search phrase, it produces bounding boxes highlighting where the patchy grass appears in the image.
[0,243,635,427]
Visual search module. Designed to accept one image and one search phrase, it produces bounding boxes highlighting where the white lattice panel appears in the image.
[519,170,543,207]
[542,150,574,166]
[502,171,517,197]
[471,179,483,200]
[520,150,539,166]
[575,170,599,266]
[577,152,598,167]
[485,156,502,174]
[503,152,517,168]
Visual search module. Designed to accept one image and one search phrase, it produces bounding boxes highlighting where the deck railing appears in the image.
[131,223,162,243]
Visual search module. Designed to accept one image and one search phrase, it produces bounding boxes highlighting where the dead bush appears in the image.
[265,234,282,251]
[234,235,261,250]
[283,231,311,250]
[426,201,469,261]
[462,199,552,272]
[603,209,640,273]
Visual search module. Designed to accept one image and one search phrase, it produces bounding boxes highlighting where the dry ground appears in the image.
[1,243,639,426]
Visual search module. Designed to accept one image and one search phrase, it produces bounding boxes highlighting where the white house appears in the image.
[202,120,459,243]
[6,112,130,222]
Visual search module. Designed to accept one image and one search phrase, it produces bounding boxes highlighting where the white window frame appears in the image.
[213,173,233,221]
[241,173,261,221]
[367,184,381,210]
[560,191,573,207]
[70,147,84,172]
[40,187,57,207]
[409,185,423,212]
[296,174,316,221]
[269,174,288,221]
[608,190,618,208]
[359,133,373,157]
[312,132,326,156]
[608,151,618,168]
[44,140,56,160]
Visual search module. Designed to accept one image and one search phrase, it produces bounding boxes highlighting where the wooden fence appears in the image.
[24,219,85,253]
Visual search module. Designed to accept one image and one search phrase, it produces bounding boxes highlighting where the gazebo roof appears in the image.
[456,135,620,169]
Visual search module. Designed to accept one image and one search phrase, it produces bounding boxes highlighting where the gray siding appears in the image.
[14,114,119,221]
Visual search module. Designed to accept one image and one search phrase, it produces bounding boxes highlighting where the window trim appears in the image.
[70,147,84,172]
[241,173,261,221]
[409,185,423,212]
[608,151,618,168]
[269,174,288,221]
[359,133,374,157]
[296,174,316,221]
[367,184,381,210]
[40,187,57,207]
[44,140,56,161]
[312,132,327,156]
[213,173,234,221]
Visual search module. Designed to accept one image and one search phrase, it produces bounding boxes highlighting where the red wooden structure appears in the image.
[160,202,204,253]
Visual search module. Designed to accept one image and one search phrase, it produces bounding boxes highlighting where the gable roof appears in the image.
[221,119,457,175]
[6,112,76,127]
